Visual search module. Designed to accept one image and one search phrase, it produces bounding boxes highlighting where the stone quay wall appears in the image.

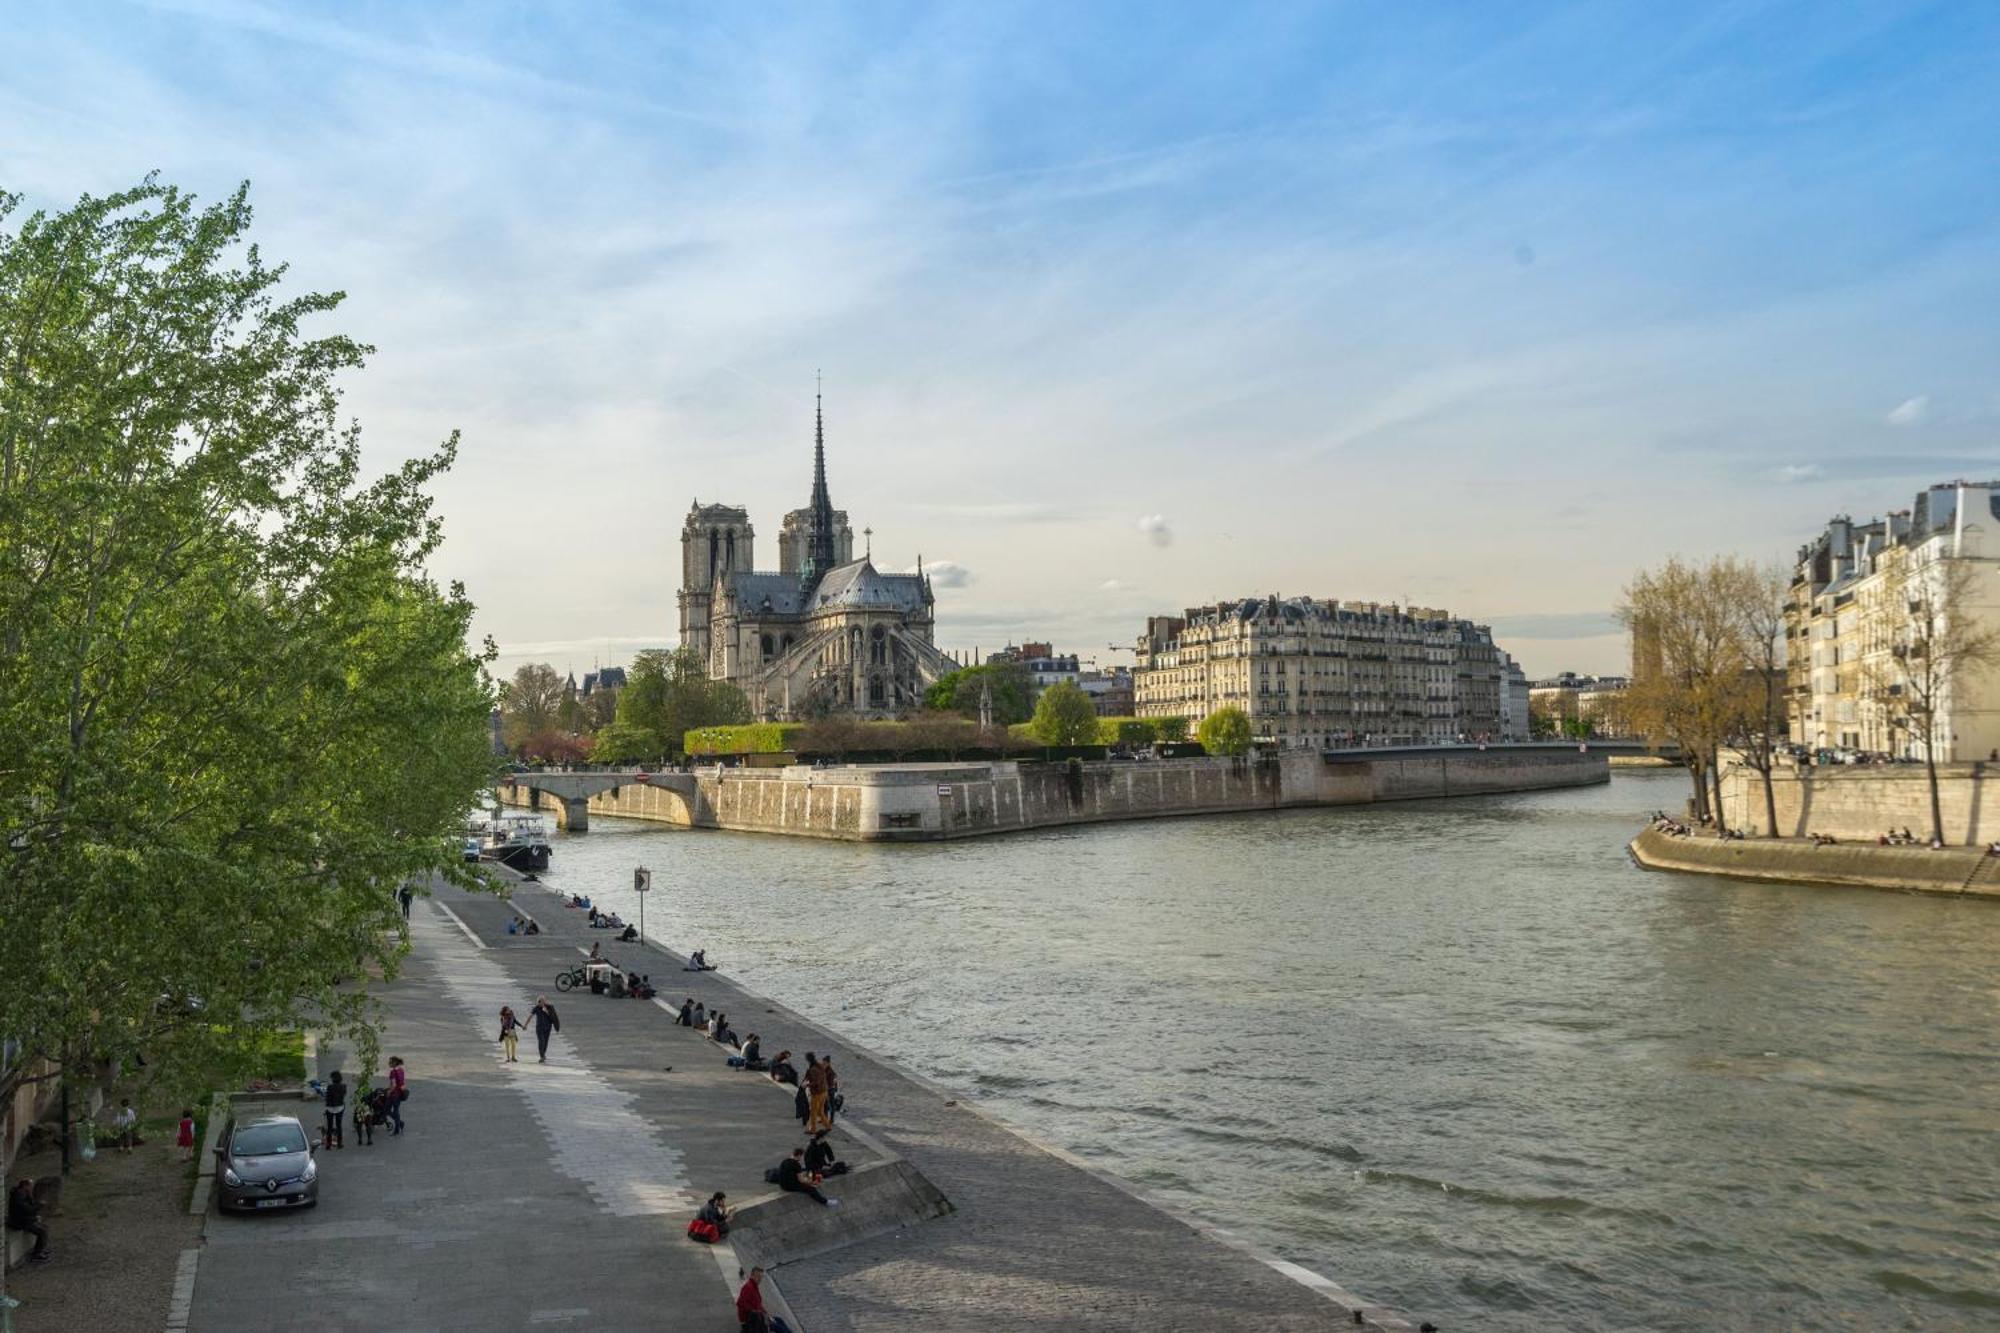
[1629,826,2000,897]
[558,744,1606,842]
[1718,762,2000,845]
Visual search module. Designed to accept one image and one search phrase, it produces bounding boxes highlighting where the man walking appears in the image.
[6,1178,51,1264]
[529,995,561,1063]
[803,1055,832,1133]
[397,885,414,919]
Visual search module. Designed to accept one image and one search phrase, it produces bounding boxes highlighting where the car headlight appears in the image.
[221,1167,242,1187]
[300,1159,317,1183]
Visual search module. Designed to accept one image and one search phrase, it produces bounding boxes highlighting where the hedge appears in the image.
[685,722,807,755]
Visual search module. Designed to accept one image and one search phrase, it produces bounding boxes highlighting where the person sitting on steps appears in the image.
[768,1050,798,1085]
[774,1148,838,1207]
[804,1130,847,1178]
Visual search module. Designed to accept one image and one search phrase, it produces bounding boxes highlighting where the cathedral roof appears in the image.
[725,572,808,615]
[811,558,928,613]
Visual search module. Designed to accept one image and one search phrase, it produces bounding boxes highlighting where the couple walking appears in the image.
[499,996,561,1062]
[801,1053,838,1133]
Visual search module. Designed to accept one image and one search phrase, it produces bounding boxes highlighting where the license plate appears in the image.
[255,1197,288,1208]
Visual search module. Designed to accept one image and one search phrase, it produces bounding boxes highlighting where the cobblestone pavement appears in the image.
[476,874,1408,1333]
[186,903,745,1332]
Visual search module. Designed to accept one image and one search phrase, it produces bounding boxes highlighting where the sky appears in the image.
[5,1,1998,679]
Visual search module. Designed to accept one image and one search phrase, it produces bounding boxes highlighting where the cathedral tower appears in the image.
[678,503,753,664]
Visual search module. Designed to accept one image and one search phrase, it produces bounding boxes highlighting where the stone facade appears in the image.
[1133,596,1507,748]
[1718,760,2000,845]
[675,399,955,720]
[1786,480,2000,760]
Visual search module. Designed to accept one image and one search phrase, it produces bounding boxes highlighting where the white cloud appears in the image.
[1136,514,1173,547]
[1099,578,1127,591]
[1886,395,1930,426]
[1774,463,1824,483]
[910,559,973,588]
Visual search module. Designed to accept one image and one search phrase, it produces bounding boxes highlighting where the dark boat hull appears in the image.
[487,842,550,873]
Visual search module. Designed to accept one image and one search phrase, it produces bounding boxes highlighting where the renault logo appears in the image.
[265,1179,279,1193]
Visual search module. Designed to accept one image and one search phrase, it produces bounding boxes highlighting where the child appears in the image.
[176,1108,196,1161]
[112,1099,138,1154]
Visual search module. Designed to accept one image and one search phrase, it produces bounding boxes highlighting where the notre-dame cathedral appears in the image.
[676,397,957,720]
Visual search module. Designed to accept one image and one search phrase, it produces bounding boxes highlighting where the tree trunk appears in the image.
[1687,757,1708,820]
[1925,747,1946,846]
[1761,759,1779,839]
[1708,750,1729,834]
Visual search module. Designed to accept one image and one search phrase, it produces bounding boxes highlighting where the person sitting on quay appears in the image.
[739,1034,764,1069]
[773,1147,838,1207]
[712,1013,738,1047]
[619,923,639,943]
[736,1265,795,1333]
[522,917,540,935]
[629,974,655,1000]
[7,1177,52,1265]
[804,1130,847,1178]
[677,998,695,1026]
[691,1001,707,1029]
[697,1190,731,1238]
[768,1050,798,1086]
[587,942,604,964]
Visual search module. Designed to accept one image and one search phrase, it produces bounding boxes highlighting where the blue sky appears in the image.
[6,1,1998,676]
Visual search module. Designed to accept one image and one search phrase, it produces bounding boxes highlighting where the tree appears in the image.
[1619,557,1758,831]
[922,662,1033,725]
[1862,552,2000,844]
[1724,564,1790,837]
[500,662,565,749]
[1030,681,1100,746]
[0,180,495,1160]
[600,647,750,759]
[1154,715,1190,744]
[1197,706,1254,756]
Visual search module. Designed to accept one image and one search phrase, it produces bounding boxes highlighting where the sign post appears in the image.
[634,866,652,944]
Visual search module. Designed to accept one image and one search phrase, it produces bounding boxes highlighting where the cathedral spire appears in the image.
[803,375,838,588]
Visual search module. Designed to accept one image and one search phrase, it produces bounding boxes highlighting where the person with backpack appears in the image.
[529,996,561,1063]
[322,1072,347,1149]
[692,1191,730,1240]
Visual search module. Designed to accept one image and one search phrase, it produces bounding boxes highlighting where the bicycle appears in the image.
[554,964,589,992]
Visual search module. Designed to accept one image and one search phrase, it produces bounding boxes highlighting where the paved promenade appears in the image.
[187,874,1411,1331]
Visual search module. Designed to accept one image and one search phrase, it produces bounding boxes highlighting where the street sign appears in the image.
[937,784,953,796]
[634,867,652,892]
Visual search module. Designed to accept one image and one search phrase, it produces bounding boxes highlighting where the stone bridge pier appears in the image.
[498,771,701,832]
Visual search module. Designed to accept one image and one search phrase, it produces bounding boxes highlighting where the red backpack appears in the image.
[686,1218,720,1244]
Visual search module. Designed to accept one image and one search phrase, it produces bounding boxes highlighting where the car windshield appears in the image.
[232,1122,308,1156]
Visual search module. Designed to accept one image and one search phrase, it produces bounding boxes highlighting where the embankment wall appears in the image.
[1718,763,2000,844]
[554,745,1605,842]
[1629,826,2000,897]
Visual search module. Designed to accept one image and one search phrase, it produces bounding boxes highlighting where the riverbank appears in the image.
[485,869,1419,1331]
[1628,825,2000,897]
[502,743,1608,841]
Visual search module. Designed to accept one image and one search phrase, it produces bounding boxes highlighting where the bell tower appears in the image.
[678,502,753,663]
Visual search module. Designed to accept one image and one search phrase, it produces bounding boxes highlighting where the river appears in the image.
[523,770,1999,1329]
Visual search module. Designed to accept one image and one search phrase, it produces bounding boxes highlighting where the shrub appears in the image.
[684,722,806,755]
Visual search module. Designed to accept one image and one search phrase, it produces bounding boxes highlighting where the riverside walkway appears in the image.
[187,874,1412,1331]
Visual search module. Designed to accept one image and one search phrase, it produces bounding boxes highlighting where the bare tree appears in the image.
[1725,564,1790,836]
[1862,552,2000,844]
[1620,557,1761,831]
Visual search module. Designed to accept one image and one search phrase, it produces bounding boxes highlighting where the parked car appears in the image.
[462,836,482,862]
[214,1114,318,1212]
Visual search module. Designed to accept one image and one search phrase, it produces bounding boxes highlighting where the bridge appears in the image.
[496,769,700,832]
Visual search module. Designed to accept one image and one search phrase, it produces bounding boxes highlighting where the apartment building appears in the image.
[1786,480,2000,759]
[1133,595,1508,748]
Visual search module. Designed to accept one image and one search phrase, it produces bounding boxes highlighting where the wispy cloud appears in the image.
[1137,514,1173,547]
[1774,463,1825,483]
[1885,395,1930,427]
[909,559,973,588]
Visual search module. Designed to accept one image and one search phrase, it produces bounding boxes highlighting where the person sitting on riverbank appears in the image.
[629,974,655,999]
[619,924,639,943]
[696,1190,731,1238]
[587,942,604,964]
[677,998,695,1026]
[771,1148,837,1207]
[522,918,540,935]
[729,1035,766,1071]
[712,1014,738,1047]
[1810,832,1837,846]
[768,1050,798,1085]
[804,1130,847,1178]
[691,948,707,969]
[691,1001,707,1028]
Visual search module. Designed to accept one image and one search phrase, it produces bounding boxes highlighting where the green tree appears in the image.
[1030,681,1101,746]
[598,647,749,758]
[500,661,565,749]
[0,179,495,1135]
[922,662,1033,725]
[1197,706,1254,756]
[1154,715,1190,744]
